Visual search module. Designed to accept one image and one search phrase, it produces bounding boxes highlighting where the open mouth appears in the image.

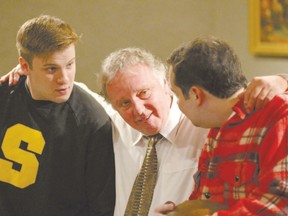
[134,113,153,123]
[141,113,153,123]
[145,113,153,120]
[56,86,69,94]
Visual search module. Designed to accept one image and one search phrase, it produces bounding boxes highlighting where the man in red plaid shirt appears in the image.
[155,36,288,215]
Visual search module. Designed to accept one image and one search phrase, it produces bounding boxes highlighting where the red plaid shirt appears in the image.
[189,94,288,215]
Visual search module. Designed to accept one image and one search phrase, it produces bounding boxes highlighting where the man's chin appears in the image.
[138,126,161,136]
[53,95,70,103]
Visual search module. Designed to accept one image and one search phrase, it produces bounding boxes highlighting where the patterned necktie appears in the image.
[124,134,162,216]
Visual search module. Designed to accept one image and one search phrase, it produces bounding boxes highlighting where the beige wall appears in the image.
[1,0,288,92]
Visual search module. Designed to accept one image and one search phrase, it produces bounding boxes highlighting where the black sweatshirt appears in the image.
[0,77,115,216]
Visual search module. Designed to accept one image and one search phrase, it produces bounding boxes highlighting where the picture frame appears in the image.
[249,0,288,56]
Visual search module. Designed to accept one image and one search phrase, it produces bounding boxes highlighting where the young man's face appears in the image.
[23,44,76,103]
[106,64,172,136]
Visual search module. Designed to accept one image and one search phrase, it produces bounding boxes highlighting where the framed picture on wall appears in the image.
[249,0,288,56]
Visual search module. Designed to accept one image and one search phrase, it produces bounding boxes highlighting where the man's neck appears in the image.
[209,88,244,128]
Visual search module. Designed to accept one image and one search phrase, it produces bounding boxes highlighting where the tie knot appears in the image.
[145,134,163,147]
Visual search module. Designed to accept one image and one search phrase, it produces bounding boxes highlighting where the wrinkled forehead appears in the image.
[107,67,166,102]
[110,64,159,84]
[109,69,159,91]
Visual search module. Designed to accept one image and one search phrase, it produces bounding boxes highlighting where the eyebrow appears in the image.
[43,57,76,66]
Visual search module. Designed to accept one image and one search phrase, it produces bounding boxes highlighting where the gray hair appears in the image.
[99,47,167,101]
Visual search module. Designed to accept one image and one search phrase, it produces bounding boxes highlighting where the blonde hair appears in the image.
[16,15,80,67]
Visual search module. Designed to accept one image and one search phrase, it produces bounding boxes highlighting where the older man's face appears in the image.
[106,64,172,136]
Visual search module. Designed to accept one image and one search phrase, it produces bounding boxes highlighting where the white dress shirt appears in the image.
[76,82,209,216]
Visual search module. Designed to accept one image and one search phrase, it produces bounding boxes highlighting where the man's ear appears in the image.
[189,86,204,106]
[18,57,30,75]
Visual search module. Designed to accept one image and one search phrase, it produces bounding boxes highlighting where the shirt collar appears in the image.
[232,99,247,120]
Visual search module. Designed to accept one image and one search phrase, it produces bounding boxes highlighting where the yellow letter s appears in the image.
[0,124,45,188]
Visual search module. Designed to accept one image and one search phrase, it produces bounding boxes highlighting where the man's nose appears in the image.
[132,99,146,116]
[56,69,69,83]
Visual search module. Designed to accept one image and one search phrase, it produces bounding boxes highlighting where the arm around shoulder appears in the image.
[277,73,288,91]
